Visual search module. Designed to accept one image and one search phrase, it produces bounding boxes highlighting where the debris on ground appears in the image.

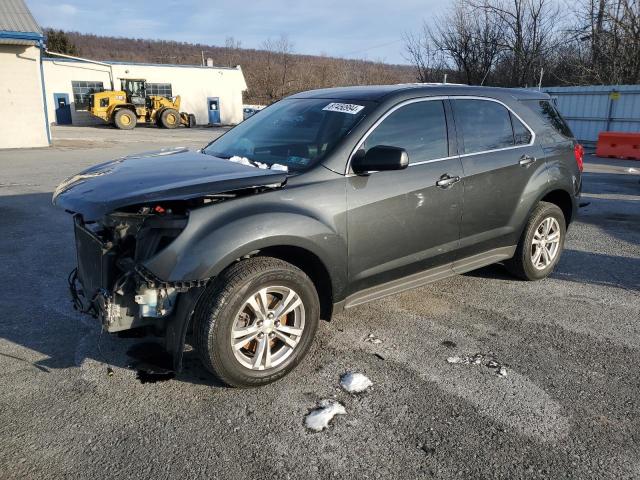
[365,333,382,344]
[304,400,346,432]
[441,340,457,349]
[339,372,373,393]
[447,352,508,378]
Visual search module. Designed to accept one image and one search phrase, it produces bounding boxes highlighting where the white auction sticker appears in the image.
[322,103,365,114]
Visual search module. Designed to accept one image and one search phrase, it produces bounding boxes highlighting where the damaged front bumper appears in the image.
[70,214,204,333]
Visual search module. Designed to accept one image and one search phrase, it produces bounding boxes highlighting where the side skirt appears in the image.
[336,246,516,312]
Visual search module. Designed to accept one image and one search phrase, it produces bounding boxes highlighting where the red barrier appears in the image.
[595,132,640,161]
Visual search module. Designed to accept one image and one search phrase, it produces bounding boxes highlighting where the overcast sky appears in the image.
[26,0,447,64]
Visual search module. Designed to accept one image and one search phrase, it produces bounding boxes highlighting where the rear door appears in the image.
[451,97,547,262]
[346,98,464,294]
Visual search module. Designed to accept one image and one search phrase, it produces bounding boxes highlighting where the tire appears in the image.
[113,109,136,130]
[193,257,320,388]
[160,108,180,129]
[156,108,165,128]
[505,201,566,280]
[187,113,196,128]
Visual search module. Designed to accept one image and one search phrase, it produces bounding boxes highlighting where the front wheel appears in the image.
[506,201,566,280]
[160,108,180,129]
[193,257,320,387]
[113,109,137,130]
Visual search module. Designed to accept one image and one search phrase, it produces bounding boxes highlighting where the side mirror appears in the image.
[351,145,409,175]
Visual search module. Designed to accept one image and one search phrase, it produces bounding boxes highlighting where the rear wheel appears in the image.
[160,108,180,129]
[113,109,136,130]
[193,257,320,387]
[506,201,566,280]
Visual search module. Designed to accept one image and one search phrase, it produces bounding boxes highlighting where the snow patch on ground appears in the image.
[365,333,382,344]
[340,372,373,393]
[304,400,346,432]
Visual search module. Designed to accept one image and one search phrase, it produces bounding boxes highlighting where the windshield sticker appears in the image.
[322,103,365,115]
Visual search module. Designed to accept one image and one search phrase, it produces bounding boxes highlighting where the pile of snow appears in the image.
[447,352,508,378]
[365,333,382,344]
[228,155,253,167]
[340,372,373,393]
[304,400,346,432]
[228,156,288,172]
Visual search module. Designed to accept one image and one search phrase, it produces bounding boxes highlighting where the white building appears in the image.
[0,0,248,149]
[42,58,247,127]
[0,0,50,149]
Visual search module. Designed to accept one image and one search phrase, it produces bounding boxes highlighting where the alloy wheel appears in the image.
[531,217,561,270]
[231,286,305,370]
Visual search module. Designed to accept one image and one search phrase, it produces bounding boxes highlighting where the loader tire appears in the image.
[113,109,137,130]
[160,108,180,129]
[156,108,165,128]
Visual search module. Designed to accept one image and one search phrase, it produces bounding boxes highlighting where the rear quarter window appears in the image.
[523,100,574,140]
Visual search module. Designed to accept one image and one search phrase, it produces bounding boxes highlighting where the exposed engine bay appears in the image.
[69,191,258,333]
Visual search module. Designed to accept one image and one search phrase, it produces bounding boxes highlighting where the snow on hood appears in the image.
[228,156,288,172]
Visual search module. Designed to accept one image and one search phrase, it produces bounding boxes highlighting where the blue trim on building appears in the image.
[42,56,239,70]
[0,30,43,41]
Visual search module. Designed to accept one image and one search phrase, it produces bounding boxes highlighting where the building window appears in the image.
[71,81,104,111]
[146,83,173,98]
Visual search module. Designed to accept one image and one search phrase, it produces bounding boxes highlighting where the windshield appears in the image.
[203,98,373,172]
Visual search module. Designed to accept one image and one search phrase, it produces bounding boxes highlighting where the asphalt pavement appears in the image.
[0,126,638,479]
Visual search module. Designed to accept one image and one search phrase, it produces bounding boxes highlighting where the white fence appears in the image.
[542,85,640,146]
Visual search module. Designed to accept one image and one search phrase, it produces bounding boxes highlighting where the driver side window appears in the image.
[364,100,448,164]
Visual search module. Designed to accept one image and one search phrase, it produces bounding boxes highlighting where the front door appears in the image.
[450,98,547,260]
[208,97,220,125]
[346,99,463,294]
[54,93,72,125]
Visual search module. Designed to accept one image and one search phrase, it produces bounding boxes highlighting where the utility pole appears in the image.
[201,50,205,67]
[538,68,544,90]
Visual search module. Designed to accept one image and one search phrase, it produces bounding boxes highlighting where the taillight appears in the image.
[574,144,584,172]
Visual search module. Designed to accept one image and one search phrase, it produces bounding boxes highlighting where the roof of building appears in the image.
[42,56,242,71]
[0,0,43,44]
[291,84,549,102]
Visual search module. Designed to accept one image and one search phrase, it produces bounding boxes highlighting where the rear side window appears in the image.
[452,99,519,154]
[363,100,448,164]
[526,100,573,138]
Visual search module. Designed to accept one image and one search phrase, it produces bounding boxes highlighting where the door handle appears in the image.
[436,174,461,188]
[519,154,537,166]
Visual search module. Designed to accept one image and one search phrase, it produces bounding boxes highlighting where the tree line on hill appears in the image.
[44,30,415,105]
[44,0,639,106]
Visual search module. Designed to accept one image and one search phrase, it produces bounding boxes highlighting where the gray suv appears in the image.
[53,85,583,387]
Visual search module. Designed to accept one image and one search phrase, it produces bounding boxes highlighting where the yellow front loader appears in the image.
[88,78,196,130]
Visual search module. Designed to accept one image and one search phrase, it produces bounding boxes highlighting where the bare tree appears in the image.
[403,24,446,82]
[256,35,296,103]
[469,0,561,86]
[568,0,640,84]
[431,0,504,84]
[223,36,243,67]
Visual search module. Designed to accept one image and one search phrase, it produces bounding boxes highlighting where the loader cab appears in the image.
[120,79,147,106]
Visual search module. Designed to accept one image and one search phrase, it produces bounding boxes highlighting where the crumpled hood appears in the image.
[52,147,288,220]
